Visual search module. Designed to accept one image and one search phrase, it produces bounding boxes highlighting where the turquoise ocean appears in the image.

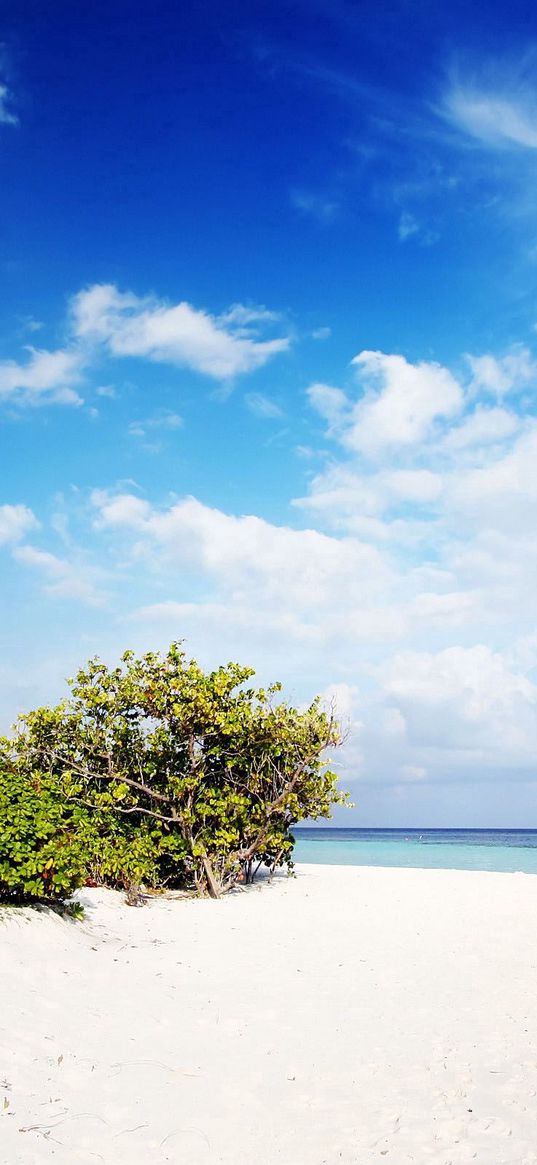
[294,828,537,874]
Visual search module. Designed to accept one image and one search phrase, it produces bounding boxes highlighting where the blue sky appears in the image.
[2,0,537,825]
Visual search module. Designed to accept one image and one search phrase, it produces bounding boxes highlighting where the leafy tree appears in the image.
[2,643,347,900]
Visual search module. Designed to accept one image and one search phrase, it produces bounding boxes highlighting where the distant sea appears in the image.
[294,828,537,874]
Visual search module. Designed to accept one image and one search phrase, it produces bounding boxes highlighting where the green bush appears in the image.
[1,643,348,905]
[0,757,173,906]
[0,761,88,904]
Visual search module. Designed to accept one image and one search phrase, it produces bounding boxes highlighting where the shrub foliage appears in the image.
[0,643,346,903]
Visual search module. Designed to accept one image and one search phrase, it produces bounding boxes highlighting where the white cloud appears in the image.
[290,189,339,222]
[5,456,537,805]
[306,353,463,460]
[398,211,419,241]
[444,405,520,448]
[21,316,44,334]
[71,284,289,379]
[467,347,536,396]
[92,490,151,528]
[318,681,364,732]
[384,468,443,502]
[128,410,183,440]
[300,351,537,550]
[307,382,349,429]
[295,462,443,529]
[5,323,537,808]
[410,590,478,628]
[0,504,38,545]
[129,599,326,646]
[444,83,537,149]
[0,284,290,411]
[400,764,427,782]
[92,491,390,614]
[295,464,384,522]
[0,347,83,406]
[293,349,537,796]
[245,392,284,419]
[13,545,108,606]
[0,82,17,126]
[450,424,537,525]
[383,645,537,763]
[347,351,463,455]
[217,303,281,328]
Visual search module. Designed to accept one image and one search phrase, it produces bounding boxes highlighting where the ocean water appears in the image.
[293,828,537,874]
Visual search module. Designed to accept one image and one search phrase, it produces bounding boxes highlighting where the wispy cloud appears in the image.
[0,347,84,406]
[13,544,108,606]
[273,36,537,245]
[290,189,340,222]
[0,82,17,126]
[443,76,537,150]
[398,211,420,241]
[244,392,284,419]
[217,303,281,328]
[128,409,183,442]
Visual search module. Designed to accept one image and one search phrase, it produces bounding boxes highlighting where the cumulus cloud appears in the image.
[450,424,537,529]
[410,590,479,628]
[5,326,537,807]
[5,457,537,805]
[71,284,290,379]
[467,347,536,396]
[318,681,364,741]
[383,646,537,763]
[299,347,537,546]
[293,346,537,781]
[0,504,38,545]
[443,406,520,449]
[307,352,464,459]
[348,351,463,455]
[92,490,390,614]
[296,463,444,530]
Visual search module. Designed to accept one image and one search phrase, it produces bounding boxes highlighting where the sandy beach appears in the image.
[2,864,537,1164]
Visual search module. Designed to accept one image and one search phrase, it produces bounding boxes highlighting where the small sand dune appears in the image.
[2,864,537,1164]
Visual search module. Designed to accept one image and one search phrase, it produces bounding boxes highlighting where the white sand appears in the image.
[2,864,537,1164]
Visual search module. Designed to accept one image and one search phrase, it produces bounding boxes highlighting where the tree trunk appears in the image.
[201,854,222,899]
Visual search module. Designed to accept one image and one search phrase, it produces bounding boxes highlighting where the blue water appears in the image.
[294,828,537,874]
